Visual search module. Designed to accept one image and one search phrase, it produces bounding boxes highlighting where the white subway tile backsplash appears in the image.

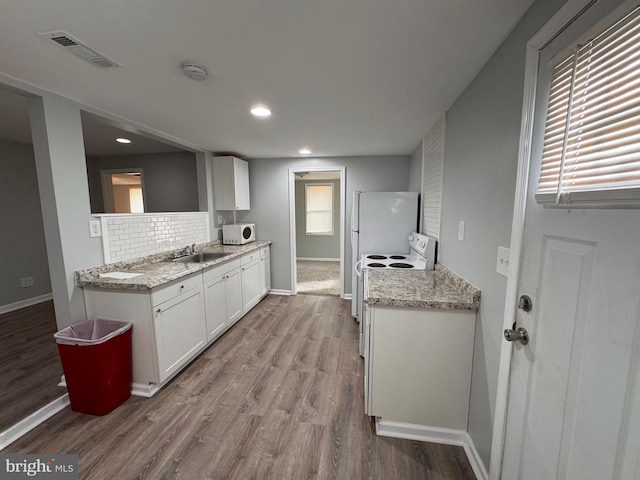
[100,212,209,263]
[422,115,444,240]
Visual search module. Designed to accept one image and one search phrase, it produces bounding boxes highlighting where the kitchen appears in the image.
[2,0,640,479]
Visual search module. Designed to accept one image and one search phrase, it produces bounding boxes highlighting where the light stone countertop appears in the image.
[75,240,271,291]
[364,264,480,311]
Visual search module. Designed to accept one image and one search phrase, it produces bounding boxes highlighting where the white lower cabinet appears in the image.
[241,251,262,312]
[203,258,242,342]
[366,304,476,431]
[83,272,207,390]
[153,282,206,382]
[82,245,271,396]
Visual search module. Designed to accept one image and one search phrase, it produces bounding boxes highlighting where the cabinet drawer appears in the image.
[203,257,241,284]
[241,251,260,266]
[151,273,202,306]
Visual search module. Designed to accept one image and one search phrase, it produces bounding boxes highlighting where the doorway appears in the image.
[100,169,146,213]
[289,167,345,297]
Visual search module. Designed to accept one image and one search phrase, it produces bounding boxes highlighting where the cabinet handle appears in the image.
[156,308,161,314]
[180,285,185,290]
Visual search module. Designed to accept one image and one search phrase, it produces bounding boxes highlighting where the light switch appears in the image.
[497,246,510,277]
[89,220,102,237]
[458,221,465,242]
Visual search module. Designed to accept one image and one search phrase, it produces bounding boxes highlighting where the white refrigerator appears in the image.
[350,191,419,318]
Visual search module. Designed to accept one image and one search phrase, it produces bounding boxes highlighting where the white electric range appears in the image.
[355,232,437,356]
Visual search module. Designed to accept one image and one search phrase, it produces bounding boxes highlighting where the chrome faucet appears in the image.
[174,243,196,258]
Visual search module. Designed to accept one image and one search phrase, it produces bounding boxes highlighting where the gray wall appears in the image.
[438,0,563,467]
[238,156,411,293]
[86,152,199,213]
[295,179,341,260]
[0,138,51,306]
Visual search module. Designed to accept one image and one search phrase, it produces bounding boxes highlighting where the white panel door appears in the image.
[204,275,227,342]
[502,3,640,478]
[154,286,206,382]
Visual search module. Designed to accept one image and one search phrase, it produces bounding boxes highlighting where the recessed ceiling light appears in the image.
[299,148,312,155]
[250,105,272,118]
[116,137,132,144]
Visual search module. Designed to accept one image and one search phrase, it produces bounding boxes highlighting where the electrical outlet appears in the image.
[20,276,34,288]
[458,221,465,241]
[217,215,224,225]
[497,246,510,277]
[89,220,102,237]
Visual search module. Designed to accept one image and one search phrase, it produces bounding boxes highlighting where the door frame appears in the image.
[100,167,147,213]
[288,166,346,297]
[489,1,595,478]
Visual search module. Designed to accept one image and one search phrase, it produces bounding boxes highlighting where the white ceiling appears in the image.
[0,0,536,158]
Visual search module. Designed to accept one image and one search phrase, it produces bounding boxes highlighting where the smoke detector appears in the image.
[181,62,208,81]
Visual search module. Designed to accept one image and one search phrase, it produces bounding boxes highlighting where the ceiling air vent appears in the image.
[38,31,121,69]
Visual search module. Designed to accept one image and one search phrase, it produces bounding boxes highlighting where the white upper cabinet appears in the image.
[213,156,250,210]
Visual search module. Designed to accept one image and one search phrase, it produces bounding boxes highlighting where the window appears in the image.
[536,5,640,206]
[305,184,333,235]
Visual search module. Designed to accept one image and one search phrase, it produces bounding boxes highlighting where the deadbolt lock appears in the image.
[518,294,533,312]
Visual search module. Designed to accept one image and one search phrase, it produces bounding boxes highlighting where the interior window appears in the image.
[536,5,640,206]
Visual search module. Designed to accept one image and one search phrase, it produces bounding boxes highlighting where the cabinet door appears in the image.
[233,157,250,210]
[154,286,206,382]
[225,267,243,325]
[241,259,262,312]
[204,276,227,342]
[260,247,271,294]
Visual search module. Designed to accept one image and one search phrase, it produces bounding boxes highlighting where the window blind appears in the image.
[536,6,640,205]
[305,184,334,235]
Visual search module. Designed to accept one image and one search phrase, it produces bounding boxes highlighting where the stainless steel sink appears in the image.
[171,252,231,263]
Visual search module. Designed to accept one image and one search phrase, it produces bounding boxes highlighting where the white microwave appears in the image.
[222,223,255,245]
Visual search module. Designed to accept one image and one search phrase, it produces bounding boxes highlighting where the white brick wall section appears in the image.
[422,115,445,239]
[98,212,210,263]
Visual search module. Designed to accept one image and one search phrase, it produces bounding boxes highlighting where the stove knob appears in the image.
[408,234,414,241]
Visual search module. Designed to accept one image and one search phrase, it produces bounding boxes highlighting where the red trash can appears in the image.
[54,319,132,416]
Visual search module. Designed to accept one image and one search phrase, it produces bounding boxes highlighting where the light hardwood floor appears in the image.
[0,300,66,432]
[7,295,475,479]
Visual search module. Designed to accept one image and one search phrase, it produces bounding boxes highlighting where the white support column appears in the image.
[196,150,217,241]
[28,94,103,329]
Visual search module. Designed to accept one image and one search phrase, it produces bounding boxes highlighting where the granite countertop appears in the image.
[364,264,480,311]
[75,240,271,291]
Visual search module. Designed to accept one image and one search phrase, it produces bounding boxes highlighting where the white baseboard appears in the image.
[0,394,69,451]
[296,257,340,262]
[269,289,292,296]
[375,420,487,480]
[463,432,488,480]
[62,375,160,400]
[0,293,53,315]
[376,419,467,445]
[343,293,352,300]
[131,382,161,398]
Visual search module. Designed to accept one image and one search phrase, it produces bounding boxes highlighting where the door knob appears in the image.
[504,327,529,345]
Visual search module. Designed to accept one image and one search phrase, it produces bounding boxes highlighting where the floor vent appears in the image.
[38,31,121,69]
